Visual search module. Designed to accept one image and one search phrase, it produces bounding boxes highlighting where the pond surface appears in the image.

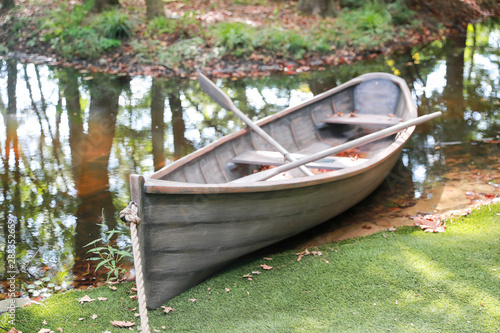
[1,22,499,298]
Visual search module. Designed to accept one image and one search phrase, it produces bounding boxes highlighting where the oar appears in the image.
[198,72,314,177]
[232,111,442,183]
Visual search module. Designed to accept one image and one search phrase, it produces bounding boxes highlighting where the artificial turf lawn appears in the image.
[6,203,500,332]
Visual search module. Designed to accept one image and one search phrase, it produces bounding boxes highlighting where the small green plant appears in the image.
[147,16,178,36]
[95,8,133,39]
[85,223,132,282]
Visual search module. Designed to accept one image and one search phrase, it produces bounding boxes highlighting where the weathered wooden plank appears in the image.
[322,113,401,126]
[231,150,368,170]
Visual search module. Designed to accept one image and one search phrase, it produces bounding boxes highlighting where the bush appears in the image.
[95,8,133,39]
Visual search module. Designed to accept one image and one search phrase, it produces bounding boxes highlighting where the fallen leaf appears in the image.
[97,297,108,301]
[388,227,397,232]
[189,298,197,302]
[251,271,261,275]
[161,306,175,314]
[110,321,135,328]
[321,259,330,264]
[225,288,230,292]
[57,329,63,333]
[263,257,273,260]
[6,328,19,333]
[42,320,47,325]
[37,329,53,333]
[109,286,118,291]
[91,314,98,320]
[78,295,95,304]
[413,214,445,233]
[134,313,140,317]
[130,295,138,300]
[78,318,84,321]
[260,264,273,270]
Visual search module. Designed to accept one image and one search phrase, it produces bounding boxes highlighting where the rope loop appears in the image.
[120,201,141,225]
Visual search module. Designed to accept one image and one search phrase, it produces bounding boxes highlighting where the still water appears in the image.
[1,22,499,298]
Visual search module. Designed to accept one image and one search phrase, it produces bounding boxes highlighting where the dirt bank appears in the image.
[0,0,497,78]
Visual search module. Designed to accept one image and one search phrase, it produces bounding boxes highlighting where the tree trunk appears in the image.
[92,0,120,12]
[1,0,15,11]
[146,0,164,20]
[298,0,340,17]
[151,78,166,171]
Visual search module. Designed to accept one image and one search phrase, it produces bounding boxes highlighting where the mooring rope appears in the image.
[120,201,150,333]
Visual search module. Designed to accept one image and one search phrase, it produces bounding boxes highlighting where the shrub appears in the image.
[95,8,133,39]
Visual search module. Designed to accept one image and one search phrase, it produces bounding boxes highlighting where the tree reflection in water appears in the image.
[0,21,498,293]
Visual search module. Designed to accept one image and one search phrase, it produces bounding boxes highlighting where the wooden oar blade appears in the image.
[198,71,235,111]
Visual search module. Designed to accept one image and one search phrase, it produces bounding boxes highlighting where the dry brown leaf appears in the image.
[413,215,445,233]
[97,297,108,301]
[78,318,84,321]
[130,295,138,300]
[225,288,230,292]
[189,298,197,302]
[110,321,135,328]
[78,295,95,304]
[260,264,273,270]
[37,329,53,333]
[42,320,47,325]
[161,306,175,314]
[57,329,63,332]
[6,328,20,333]
[263,257,273,260]
[109,286,118,291]
[91,314,98,320]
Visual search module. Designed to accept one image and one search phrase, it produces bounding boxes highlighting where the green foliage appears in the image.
[95,8,133,39]
[146,12,201,39]
[147,16,178,36]
[388,0,417,25]
[41,3,126,59]
[85,222,132,282]
[214,22,256,56]
[213,22,328,59]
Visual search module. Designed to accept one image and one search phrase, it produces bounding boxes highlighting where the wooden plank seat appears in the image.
[231,150,368,170]
[322,113,401,126]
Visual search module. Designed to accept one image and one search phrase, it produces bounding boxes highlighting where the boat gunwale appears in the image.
[145,72,417,194]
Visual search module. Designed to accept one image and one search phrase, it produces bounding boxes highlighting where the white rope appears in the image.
[120,201,150,333]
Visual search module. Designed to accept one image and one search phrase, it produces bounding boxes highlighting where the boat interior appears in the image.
[154,77,410,184]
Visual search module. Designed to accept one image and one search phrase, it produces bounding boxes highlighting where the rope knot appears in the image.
[120,201,141,225]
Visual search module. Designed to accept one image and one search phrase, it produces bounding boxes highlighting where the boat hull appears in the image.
[133,149,401,309]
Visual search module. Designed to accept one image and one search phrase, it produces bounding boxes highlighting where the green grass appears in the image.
[7,203,500,332]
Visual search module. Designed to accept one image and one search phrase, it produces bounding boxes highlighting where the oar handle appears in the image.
[232,111,442,183]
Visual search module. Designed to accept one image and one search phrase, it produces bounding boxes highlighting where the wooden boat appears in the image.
[130,72,419,309]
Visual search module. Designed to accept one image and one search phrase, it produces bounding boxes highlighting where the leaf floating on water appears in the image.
[78,295,95,304]
[111,321,135,328]
[260,264,273,270]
